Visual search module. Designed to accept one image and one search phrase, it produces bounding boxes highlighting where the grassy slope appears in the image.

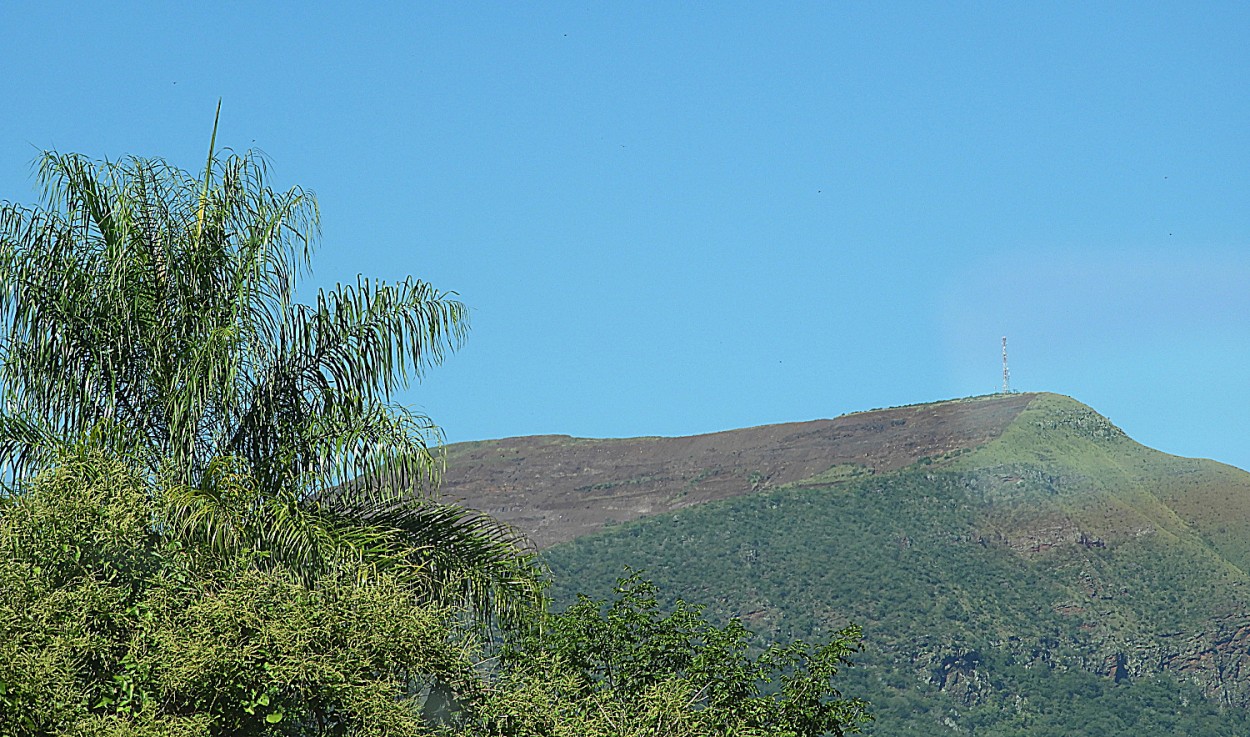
[544,393,1250,735]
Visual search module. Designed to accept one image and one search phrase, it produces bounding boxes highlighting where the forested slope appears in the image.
[522,394,1250,735]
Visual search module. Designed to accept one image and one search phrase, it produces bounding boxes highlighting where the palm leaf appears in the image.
[0,139,533,622]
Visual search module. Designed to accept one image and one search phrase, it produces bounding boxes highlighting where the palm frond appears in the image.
[327,490,545,625]
[0,142,529,624]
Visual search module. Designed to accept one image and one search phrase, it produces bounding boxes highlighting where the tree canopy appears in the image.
[0,448,481,736]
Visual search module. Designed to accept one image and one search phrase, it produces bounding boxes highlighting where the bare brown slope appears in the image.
[438,392,1037,547]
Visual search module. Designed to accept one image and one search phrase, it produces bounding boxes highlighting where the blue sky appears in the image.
[2,3,1248,469]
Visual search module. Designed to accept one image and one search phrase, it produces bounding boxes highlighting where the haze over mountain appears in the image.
[436,393,1250,735]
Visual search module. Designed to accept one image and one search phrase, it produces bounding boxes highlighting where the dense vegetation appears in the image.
[1,450,480,734]
[0,448,869,736]
[0,136,867,736]
[544,394,1250,735]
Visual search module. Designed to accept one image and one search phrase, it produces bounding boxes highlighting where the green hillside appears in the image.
[543,393,1250,735]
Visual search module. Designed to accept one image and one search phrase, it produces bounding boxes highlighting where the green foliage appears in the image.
[0,141,540,621]
[0,147,452,494]
[0,449,478,737]
[0,449,869,737]
[475,574,869,737]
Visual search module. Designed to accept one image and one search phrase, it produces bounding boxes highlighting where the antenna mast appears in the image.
[1001,336,1011,394]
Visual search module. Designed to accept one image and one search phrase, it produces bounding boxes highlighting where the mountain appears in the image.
[438,393,1250,735]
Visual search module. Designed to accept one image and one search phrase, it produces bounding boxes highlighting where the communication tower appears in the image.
[1001,336,1010,394]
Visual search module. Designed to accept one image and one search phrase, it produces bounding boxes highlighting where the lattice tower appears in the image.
[1001,336,1010,393]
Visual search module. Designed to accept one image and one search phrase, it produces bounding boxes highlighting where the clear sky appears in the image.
[3,3,1248,470]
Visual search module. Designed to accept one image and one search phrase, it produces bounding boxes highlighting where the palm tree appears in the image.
[0,117,539,621]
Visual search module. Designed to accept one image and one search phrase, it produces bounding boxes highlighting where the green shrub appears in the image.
[0,449,476,737]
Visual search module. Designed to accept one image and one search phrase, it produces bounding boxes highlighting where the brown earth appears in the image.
[438,392,1038,548]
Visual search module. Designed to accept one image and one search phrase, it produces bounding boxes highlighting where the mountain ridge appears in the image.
[438,392,1039,547]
